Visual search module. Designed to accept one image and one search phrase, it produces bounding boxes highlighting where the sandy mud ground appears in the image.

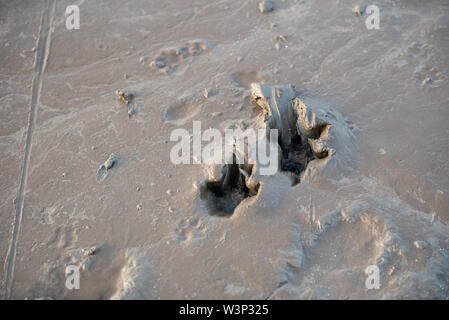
[1,0,449,299]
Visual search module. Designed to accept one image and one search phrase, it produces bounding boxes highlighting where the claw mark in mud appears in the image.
[278,122,330,185]
[149,40,211,75]
[251,83,332,185]
[201,153,260,217]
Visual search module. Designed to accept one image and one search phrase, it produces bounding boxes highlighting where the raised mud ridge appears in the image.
[201,83,333,217]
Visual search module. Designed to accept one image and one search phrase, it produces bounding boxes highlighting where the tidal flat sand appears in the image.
[1,0,449,299]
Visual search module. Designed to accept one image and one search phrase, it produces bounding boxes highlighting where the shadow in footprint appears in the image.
[201,153,260,217]
[279,123,330,185]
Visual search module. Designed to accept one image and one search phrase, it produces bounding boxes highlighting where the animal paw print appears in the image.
[174,216,207,242]
[149,40,210,75]
[280,99,332,184]
[251,83,332,185]
[201,154,260,217]
[414,65,445,88]
[407,42,434,61]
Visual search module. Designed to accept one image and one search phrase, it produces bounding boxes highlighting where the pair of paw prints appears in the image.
[201,84,332,217]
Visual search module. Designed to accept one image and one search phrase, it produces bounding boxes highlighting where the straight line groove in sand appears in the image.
[3,0,55,300]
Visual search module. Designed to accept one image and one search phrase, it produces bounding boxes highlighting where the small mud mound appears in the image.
[251,83,332,185]
[201,154,260,217]
[149,40,210,75]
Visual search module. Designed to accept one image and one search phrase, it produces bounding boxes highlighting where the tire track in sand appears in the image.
[3,0,55,299]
